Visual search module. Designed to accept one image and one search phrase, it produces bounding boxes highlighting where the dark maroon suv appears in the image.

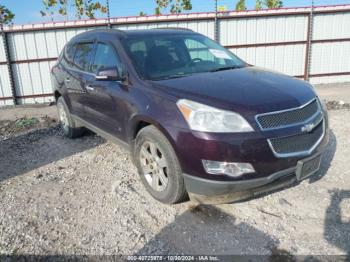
[51,28,329,204]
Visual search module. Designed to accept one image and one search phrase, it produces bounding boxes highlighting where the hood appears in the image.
[151,66,316,116]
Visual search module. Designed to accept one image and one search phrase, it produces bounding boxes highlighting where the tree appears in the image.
[155,0,192,15]
[255,0,263,10]
[255,0,283,10]
[235,0,247,11]
[41,0,107,20]
[139,11,147,16]
[0,4,15,26]
[265,0,283,8]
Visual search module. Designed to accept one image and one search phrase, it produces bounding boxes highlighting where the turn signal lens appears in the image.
[202,160,255,177]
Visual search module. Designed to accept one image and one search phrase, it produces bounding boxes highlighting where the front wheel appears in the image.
[133,125,188,204]
[57,96,84,138]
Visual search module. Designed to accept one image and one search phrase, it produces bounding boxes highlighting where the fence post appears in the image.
[0,23,17,105]
[214,0,219,42]
[304,2,314,81]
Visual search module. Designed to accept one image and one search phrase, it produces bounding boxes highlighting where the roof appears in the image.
[70,28,196,41]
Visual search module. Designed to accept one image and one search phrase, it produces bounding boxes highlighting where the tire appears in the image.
[133,125,188,204]
[56,96,84,138]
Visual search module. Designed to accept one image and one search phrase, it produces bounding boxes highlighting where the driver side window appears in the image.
[92,43,122,74]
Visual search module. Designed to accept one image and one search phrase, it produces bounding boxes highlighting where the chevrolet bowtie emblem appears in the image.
[301,122,316,133]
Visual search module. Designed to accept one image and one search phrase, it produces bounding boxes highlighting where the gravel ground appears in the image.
[0,107,349,258]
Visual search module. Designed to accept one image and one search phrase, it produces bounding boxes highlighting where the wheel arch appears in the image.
[128,115,178,153]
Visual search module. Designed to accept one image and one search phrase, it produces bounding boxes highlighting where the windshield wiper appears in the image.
[210,66,241,72]
[154,73,192,80]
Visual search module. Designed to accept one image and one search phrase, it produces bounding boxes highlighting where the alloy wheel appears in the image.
[139,141,169,192]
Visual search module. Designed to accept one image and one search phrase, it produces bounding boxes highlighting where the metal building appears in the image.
[0,4,349,106]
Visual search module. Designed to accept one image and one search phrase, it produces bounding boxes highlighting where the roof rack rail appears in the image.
[154,27,193,31]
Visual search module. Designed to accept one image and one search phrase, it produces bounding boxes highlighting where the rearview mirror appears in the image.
[96,67,125,81]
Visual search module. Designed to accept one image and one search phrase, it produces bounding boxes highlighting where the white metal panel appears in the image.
[8,33,27,61]
[18,95,54,105]
[310,42,350,74]
[310,75,350,85]
[0,38,6,63]
[220,15,308,46]
[12,61,54,97]
[0,65,13,106]
[230,44,305,76]
[44,31,60,58]
[313,13,350,40]
[33,31,49,59]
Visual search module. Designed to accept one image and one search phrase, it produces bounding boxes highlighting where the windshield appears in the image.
[121,33,246,81]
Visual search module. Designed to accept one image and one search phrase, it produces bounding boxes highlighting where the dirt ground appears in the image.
[0,101,349,258]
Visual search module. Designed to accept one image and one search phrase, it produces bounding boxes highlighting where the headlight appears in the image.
[177,99,253,133]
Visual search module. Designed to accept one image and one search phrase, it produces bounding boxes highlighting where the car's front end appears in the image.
[150,67,329,204]
[174,96,329,204]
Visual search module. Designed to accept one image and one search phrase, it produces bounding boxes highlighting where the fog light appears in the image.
[202,160,255,178]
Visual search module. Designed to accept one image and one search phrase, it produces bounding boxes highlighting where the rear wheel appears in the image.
[133,125,188,204]
[57,96,84,138]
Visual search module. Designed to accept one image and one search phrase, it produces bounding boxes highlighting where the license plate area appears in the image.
[296,154,321,181]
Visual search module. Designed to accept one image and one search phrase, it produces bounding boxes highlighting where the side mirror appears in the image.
[96,67,125,81]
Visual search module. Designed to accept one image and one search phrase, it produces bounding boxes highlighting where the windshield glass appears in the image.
[121,33,246,80]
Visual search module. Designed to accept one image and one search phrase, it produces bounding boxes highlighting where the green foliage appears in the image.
[41,0,107,20]
[15,118,39,128]
[139,11,147,16]
[265,0,283,8]
[0,4,15,25]
[235,0,247,11]
[255,0,263,10]
[255,0,283,10]
[155,0,192,15]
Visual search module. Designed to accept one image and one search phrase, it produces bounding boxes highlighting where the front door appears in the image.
[83,42,126,139]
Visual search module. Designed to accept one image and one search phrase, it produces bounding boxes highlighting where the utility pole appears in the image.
[305,0,314,81]
[106,0,111,28]
[214,0,219,41]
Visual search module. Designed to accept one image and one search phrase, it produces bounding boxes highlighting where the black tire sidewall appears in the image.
[57,96,83,138]
[57,97,71,136]
[134,126,186,204]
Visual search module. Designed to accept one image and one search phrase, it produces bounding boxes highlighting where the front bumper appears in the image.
[184,166,297,204]
[184,149,326,204]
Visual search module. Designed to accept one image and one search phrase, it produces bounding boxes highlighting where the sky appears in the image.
[2,0,350,25]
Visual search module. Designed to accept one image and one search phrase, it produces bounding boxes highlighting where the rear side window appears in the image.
[72,42,95,72]
[62,43,76,67]
[92,43,122,74]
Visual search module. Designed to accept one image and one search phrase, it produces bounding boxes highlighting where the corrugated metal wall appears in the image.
[311,12,350,84]
[221,15,308,77]
[0,4,349,105]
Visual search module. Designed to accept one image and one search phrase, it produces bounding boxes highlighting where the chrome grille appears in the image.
[268,121,324,157]
[256,99,319,130]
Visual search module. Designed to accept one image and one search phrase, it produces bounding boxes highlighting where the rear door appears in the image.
[64,41,95,118]
[83,42,126,139]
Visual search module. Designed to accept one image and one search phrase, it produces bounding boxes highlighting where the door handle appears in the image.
[65,77,71,83]
[86,85,95,91]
